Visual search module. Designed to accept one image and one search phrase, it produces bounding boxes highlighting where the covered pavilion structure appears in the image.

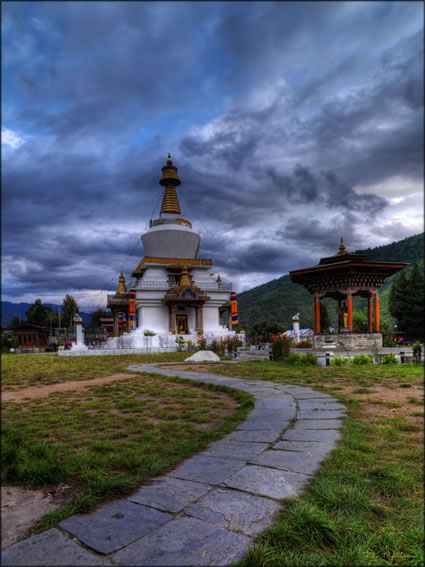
[290,239,408,349]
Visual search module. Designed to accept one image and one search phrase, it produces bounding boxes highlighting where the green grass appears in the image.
[2,365,254,532]
[1,351,190,390]
[2,354,423,563]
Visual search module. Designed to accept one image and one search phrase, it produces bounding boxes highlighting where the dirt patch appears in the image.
[1,484,75,550]
[2,373,141,403]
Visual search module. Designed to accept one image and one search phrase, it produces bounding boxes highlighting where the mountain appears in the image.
[237,232,424,330]
[1,301,92,327]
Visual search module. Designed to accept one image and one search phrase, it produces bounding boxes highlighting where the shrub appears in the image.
[294,339,312,348]
[382,353,399,365]
[143,330,156,336]
[352,354,373,365]
[412,341,422,363]
[1,333,16,353]
[270,335,292,361]
[285,353,318,366]
[331,356,350,366]
[197,337,206,350]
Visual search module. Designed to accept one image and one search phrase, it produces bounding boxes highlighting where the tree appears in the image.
[9,314,22,327]
[352,309,368,333]
[61,295,80,328]
[389,264,424,340]
[25,299,58,327]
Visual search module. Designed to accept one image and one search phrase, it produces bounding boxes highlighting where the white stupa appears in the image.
[104,154,238,352]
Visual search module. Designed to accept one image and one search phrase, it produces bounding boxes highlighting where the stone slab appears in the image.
[112,516,251,566]
[185,488,282,536]
[286,391,333,399]
[298,400,346,411]
[297,410,346,420]
[247,408,296,421]
[202,440,268,460]
[236,420,290,431]
[59,500,171,554]
[128,477,210,513]
[274,440,336,454]
[250,449,324,475]
[282,429,342,443]
[255,398,296,410]
[295,419,343,430]
[226,429,282,443]
[167,455,246,485]
[223,465,310,500]
[1,528,106,566]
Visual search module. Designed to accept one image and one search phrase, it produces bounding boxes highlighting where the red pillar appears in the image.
[368,292,373,333]
[314,295,321,334]
[374,292,380,332]
[347,293,353,332]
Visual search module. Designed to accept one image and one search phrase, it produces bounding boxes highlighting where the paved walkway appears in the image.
[2,363,346,566]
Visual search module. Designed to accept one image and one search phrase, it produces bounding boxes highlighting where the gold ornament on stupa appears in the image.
[160,153,182,215]
[116,271,127,294]
[338,237,348,255]
[179,264,192,287]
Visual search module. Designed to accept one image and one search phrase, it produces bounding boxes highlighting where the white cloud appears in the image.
[2,127,25,149]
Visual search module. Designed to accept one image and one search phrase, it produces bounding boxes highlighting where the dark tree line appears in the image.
[389,264,424,341]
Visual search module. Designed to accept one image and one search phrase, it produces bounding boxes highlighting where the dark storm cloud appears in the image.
[2,2,423,301]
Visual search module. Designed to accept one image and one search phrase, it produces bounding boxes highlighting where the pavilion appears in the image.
[290,239,408,350]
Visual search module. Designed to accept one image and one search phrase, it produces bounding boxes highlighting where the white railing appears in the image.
[134,280,232,291]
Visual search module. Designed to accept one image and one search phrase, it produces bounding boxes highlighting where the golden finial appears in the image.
[116,271,127,294]
[180,264,191,288]
[338,237,348,255]
[167,153,172,165]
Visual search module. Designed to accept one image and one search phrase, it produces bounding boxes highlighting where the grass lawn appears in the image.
[2,353,423,565]
[1,351,190,390]
[180,361,423,567]
[1,353,253,533]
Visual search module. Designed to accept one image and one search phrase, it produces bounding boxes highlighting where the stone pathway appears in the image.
[2,363,346,566]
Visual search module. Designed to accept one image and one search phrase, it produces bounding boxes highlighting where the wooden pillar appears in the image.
[195,306,199,332]
[113,311,119,337]
[368,292,373,333]
[347,292,353,332]
[314,294,321,334]
[199,305,204,332]
[170,305,176,333]
[374,292,380,332]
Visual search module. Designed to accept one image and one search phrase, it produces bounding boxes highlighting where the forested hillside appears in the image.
[238,232,424,330]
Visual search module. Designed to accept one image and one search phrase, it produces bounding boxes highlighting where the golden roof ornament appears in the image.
[159,154,182,215]
[116,271,127,294]
[179,264,192,288]
[338,237,348,255]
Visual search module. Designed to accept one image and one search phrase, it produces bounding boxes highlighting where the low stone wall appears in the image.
[313,333,382,351]
[58,347,178,357]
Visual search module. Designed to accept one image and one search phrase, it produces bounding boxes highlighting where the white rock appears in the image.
[185,350,221,362]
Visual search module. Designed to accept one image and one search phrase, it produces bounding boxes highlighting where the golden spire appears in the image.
[180,264,191,287]
[338,237,348,255]
[159,154,182,215]
[116,271,127,294]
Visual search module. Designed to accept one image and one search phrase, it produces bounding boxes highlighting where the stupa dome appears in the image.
[141,155,201,259]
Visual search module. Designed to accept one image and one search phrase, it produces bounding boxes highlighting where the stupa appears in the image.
[104,155,237,352]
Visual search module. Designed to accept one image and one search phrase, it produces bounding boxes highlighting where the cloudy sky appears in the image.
[2,1,424,311]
